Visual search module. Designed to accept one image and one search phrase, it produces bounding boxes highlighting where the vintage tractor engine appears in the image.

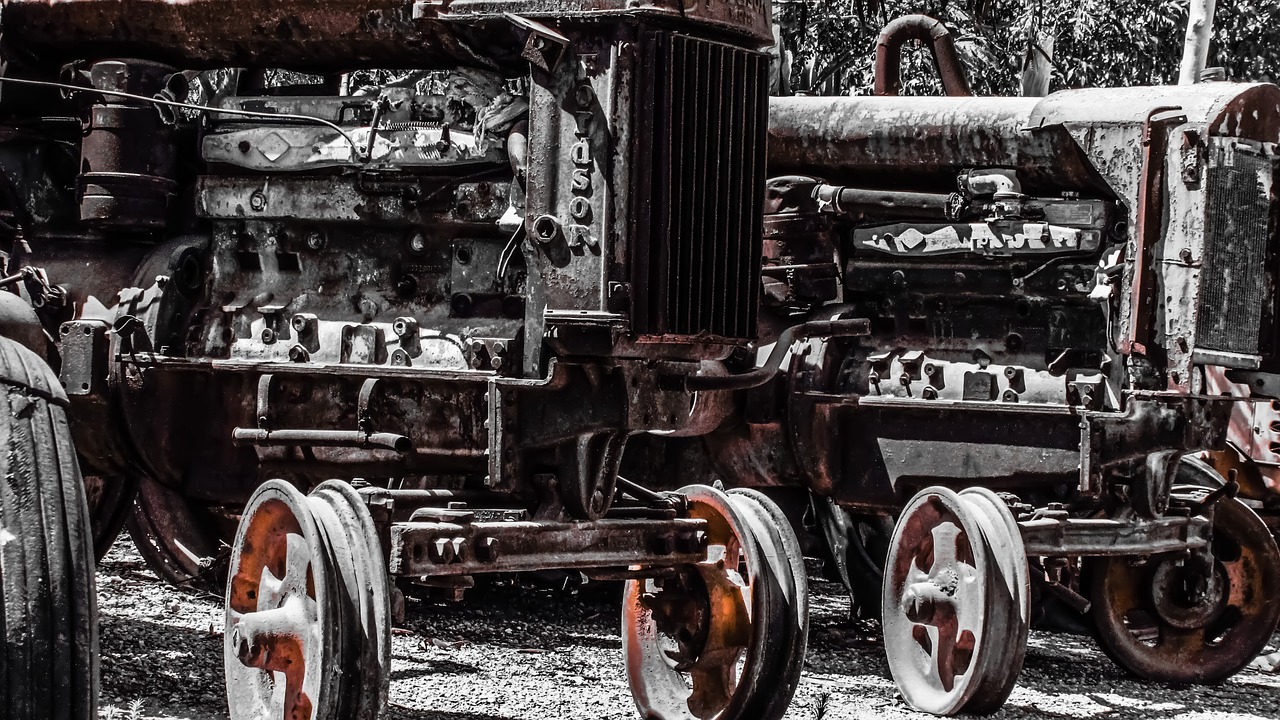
[0,1,816,719]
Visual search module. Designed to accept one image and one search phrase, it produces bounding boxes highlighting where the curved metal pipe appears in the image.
[873,14,972,97]
[662,318,870,392]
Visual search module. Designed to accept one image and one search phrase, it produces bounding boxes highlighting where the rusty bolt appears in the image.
[390,349,411,367]
[429,538,455,563]
[923,363,937,377]
[261,327,276,344]
[288,344,309,362]
[475,537,499,561]
[921,386,938,400]
[408,232,427,254]
[249,190,267,211]
[1003,366,1018,379]
[1001,389,1019,402]
[532,215,562,244]
[898,372,911,386]
[305,230,325,251]
[1179,247,1193,263]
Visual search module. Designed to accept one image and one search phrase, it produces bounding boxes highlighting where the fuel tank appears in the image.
[768,83,1280,197]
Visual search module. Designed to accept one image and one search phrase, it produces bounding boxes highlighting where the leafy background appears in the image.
[777,0,1280,96]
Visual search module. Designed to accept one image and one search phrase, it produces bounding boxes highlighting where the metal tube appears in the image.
[232,428,411,452]
[821,185,952,220]
[873,14,972,97]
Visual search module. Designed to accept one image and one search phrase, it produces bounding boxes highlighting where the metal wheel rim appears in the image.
[128,476,232,593]
[310,480,392,720]
[956,488,1030,714]
[622,484,767,720]
[1090,489,1280,683]
[726,489,810,720]
[882,487,993,715]
[225,480,339,720]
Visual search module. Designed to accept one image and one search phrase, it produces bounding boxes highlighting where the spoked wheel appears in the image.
[622,484,808,720]
[127,476,234,593]
[882,487,1030,716]
[224,479,390,720]
[1088,481,1280,683]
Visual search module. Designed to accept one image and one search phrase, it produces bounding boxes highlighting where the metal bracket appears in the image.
[505,13,571,72]
[1020,513,1211,557]
[58,320,110,396]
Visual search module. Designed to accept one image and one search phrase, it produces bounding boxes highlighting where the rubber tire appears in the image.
[0,336,98,720]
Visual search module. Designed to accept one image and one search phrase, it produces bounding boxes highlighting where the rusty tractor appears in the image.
[627,13,1280,715]
[0,0,820,719]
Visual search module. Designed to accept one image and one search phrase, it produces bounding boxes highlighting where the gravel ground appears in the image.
[95,537,1280,720]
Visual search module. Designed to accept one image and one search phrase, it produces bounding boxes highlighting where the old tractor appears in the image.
[766,17,1280,713]
[629,14,1280,716]
[0,0,818,718]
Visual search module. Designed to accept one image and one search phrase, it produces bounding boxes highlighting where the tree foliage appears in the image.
[777,0,1280,96]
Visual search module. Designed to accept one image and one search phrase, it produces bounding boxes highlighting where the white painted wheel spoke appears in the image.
[281,533,312,598]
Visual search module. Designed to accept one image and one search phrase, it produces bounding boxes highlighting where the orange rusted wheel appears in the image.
[882,486,1029,716]
[224,479,390,720]
[1089,479,1280,683]
[622,485,808,720]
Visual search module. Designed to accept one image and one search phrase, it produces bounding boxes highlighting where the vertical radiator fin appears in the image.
[1197,144,1273,356]
[633,32,766,341]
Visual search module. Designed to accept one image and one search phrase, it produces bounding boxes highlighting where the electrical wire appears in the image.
[0,74,364,160]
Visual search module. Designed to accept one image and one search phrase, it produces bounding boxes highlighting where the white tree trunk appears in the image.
[1179,0,1217,84]
[1020,27,1055,97]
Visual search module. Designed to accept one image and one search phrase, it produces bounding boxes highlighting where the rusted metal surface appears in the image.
[1088,482,1280,683]
[0,0,810,715]
[225,480,390,720]
[390,516,708,576]
[873,14,972,98]
[1,0,772,71]
[0,0,492,71]
[621,486,808,720]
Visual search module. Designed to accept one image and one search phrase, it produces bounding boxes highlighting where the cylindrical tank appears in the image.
[767,83,1280,195]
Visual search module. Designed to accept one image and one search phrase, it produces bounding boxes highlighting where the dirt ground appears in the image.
[95,537,1280,720]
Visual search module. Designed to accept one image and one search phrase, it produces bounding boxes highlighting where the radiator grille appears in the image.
[1197,145,1274,355]
[631,32,767,341]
